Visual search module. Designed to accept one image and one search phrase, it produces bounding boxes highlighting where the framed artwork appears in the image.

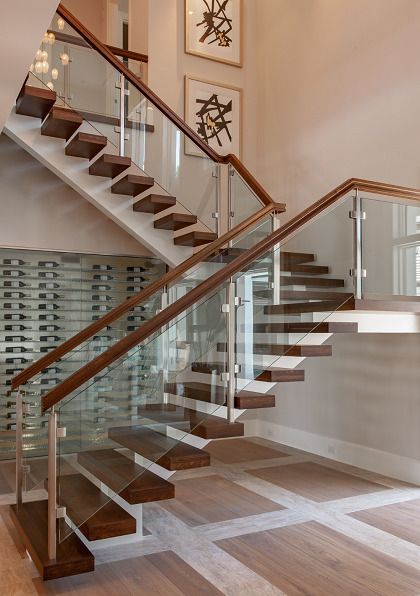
[185,0,243,67]
[185,75,242,157]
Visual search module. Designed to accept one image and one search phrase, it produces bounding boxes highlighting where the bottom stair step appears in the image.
[108,426,210,471]
[9,500,94,581]
[78,449,174,504]
[54,474,136,541]
[137,404,244,439]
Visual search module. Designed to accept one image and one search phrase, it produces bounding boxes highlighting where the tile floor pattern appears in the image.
[2,437,420,594]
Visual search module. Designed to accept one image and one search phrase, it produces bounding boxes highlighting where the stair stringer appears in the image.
[4,109,192,267]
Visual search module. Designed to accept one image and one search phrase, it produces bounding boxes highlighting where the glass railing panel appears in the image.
[230,165,267,228]
[55,285,228,543]
[233,195,355,386]
[363,197,420,297]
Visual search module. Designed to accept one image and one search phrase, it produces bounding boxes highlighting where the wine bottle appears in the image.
[38,293,63,300]
[2,259,27,266]
[3,292,28,299]
[4,313,26,320]
[38,304,60,310]
[93,264,112,270]
[39,325,60,331]
[3,270,25,277]
[38,261,59,268]
[3,303,26,309]
[93,274,113,281]
[4,325,31,331]
[38,283,60,290]
[5,336,31,342]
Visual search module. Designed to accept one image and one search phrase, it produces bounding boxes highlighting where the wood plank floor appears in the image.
[350,498,420,546]
[161,474,285,526]
[216,521,420,596]
[204,437,288,463]
[246,461,390,501]
[1,436,420,594]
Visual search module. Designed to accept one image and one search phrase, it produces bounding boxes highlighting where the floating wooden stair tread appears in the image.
[137,404,244,439]
[154,212,198,230]
[281,263,330,275]
[65,132,107,160]
[191,362,227,375]
[281,290,353,301]
[108,426,210,470]
[53,474,136,541]
[40,106,83,141]
[174,231,218,247]
[257,368,305,382]
[205,249,315,265]
[133,194,177,214]
[15,85,56,120]
[280,275,345,288]
[89,153,131,178]
[264,298,355,315]
[9,500,94,581]
[164,381,275,410]
[78,449,174,504]
[111,174,155,197]
[253,321,359,333]
[217,342,332,357]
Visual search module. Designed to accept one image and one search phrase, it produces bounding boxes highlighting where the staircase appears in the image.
[5,84,217,267]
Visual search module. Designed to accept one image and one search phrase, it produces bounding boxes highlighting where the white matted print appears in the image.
[185,0,242,67]
[185,76,242,157]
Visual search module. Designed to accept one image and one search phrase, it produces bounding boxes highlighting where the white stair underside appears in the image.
[4,110,193,267]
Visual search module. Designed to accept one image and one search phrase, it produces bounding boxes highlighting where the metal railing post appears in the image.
[225,281,237,424]
[15,388,23,507]
[272,210,282,305]
[350,188,366,299]
[47,408,57,561]
[116,73,127,157]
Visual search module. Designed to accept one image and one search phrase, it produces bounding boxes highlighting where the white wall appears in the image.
[255,0,420,219]
[0,134,151,256]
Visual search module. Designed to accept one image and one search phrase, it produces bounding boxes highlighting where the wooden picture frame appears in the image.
[185,75,242,158]
[185,0,243,67]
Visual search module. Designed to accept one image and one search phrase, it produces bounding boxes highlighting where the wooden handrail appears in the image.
[12,203,280,390]
[40,177,420,412]
[56,4,273,207]
[47,30,149,63]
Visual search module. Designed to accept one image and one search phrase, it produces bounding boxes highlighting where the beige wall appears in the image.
[255,0,420,218]
[0,135,151,256]
[62,0,107,42]
[147,0,258,171]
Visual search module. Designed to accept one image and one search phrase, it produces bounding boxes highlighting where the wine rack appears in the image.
[0,248,166,459]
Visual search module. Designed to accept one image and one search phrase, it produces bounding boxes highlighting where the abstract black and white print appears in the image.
[186,0,242,66]
[195,93,232,147]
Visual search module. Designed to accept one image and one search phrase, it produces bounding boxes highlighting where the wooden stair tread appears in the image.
[257,368,305,382]
[217,342,332,357]
[191,362,227,375]
[108,426,210,471]
[137,404,244,439]
[112,174,154,197]
[65,132,107,160]
[281,263,329,275]
[89,153,131,178]
[40,106,83,140]
[164,381,275,410]
[133,194,177,214]
[55,474,136,541]
[78,449,174,504]
[281,290,353,301]
[265,298,355,315]
[252,321,359,333]
[174,231,218,247]
[10,500,94,581]
[280,275,345,288]
[205,249,314,265]
[16,85,56,120]
[154,212,198,230]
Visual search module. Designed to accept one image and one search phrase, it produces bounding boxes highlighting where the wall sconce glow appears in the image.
[43,32,49,45]
[34,61,42,74]
[57,17,65,30]
[42,61,49,74]
[189,10,194,14]
[60,53,70,66]
[35,49,43,62]
[48,32,55,45]
[46,82,54,90]
[41,50,48,62]
[51,68,58,80]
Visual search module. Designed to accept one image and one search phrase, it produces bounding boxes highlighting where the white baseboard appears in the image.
[256,419,420,485]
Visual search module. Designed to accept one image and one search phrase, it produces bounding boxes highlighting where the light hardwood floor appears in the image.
[2,436,420,595]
